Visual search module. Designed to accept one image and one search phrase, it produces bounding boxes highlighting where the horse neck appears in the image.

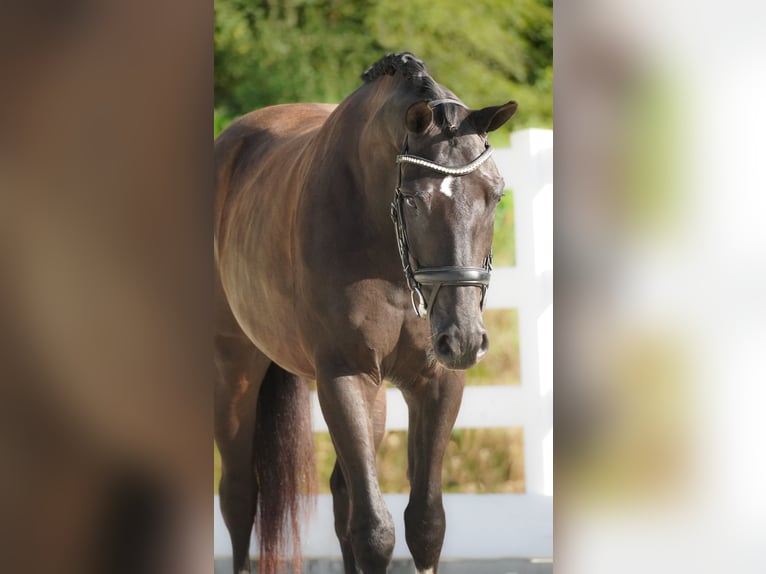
[310,79,413,246]
[353,80,413,225]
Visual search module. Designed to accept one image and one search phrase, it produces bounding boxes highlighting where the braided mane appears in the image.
[361,52,441,100]
[361,52,462,131]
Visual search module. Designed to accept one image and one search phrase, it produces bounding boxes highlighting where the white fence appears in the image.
[214,128,553,560]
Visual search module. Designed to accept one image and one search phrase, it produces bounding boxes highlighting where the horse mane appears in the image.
[361,52,441,97]
[361,52,460,132]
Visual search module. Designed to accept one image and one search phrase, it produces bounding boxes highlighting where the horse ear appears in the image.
[470,100,518,133]
[405,101,434,134]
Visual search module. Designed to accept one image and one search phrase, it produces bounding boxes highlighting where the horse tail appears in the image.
[253,363,316,574]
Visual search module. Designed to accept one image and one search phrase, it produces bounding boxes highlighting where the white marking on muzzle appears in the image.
[417,568,434,574]
[438,176,454,197]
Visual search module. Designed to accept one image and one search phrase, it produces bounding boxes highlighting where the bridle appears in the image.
[390,99,495,318]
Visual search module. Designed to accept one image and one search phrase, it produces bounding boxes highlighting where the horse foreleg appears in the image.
[403,370,465,574]
[330,385,387,574]
[318,374,394,574]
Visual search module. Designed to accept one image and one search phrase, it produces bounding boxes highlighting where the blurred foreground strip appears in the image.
[556,1,766,573]
[0,1,212,572]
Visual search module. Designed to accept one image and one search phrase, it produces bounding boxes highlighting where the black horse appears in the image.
[214,52,516,574]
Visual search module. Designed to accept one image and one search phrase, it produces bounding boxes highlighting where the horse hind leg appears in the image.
[215,334,270,574]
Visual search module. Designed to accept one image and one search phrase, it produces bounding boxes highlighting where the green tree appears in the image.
[214,0,552,142]
[368,0,552,135]
[215,0,381,119]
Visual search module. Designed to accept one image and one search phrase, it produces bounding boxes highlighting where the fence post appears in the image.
[501,129,553,496]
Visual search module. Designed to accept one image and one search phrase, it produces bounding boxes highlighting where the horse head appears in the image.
[392,96,517,370]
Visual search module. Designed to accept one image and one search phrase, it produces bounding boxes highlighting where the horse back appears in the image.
[214,103,336,377]
[214,103,335,244]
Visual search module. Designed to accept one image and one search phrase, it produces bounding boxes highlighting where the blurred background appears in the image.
[555,1,766,573]
[213,0,552,141]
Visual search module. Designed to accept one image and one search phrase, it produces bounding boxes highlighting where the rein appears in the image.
[390,99,494,318]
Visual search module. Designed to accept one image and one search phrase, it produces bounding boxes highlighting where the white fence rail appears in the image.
[214,128,553,560]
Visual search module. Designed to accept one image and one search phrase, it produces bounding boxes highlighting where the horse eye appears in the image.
[404,196,417,208]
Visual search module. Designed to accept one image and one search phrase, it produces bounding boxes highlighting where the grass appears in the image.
[314,428,525,494]
[215,428,525,495]
[492,191,516,267]
[466,308,519,386]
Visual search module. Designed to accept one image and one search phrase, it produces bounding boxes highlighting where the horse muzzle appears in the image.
[432,321,489,370]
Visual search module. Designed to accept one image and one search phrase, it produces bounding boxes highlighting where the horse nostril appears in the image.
[477,331,490,358]
[436,333,455,358]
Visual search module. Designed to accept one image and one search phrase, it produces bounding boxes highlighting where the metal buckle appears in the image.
[410,286,427,318]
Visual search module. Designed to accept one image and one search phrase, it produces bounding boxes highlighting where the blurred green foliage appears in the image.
[214,0,552,142]
[216,427,525,495]
[493,191,516,267]
[466,309,520,386]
